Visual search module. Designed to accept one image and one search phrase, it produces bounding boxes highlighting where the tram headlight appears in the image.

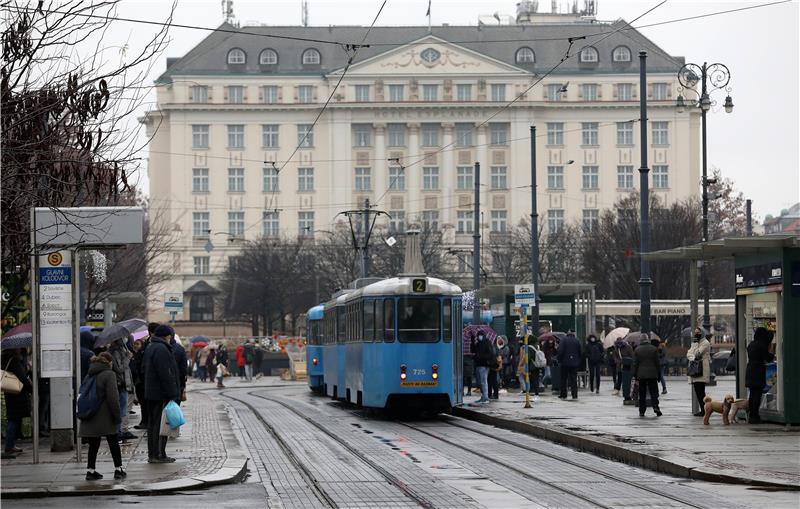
[312,357,318,365]
[400,364,407,380]
[431,364,439,380]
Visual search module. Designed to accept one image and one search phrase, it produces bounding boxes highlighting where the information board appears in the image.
[38,251,73,378]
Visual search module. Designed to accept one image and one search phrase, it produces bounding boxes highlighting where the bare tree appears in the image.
[1,1,172,328]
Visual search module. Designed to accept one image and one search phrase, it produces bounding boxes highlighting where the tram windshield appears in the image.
[398,298,440,342]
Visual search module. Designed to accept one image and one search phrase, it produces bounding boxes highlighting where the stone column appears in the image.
[441,123,455,230]
[407,123,421,225]
[373,123,386,200]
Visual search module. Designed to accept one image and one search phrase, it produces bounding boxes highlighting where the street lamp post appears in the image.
[676,61,733,332]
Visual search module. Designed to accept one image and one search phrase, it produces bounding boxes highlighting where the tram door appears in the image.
[453,301,463,405]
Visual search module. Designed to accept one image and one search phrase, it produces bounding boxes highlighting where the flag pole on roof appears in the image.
[427,0,432,33]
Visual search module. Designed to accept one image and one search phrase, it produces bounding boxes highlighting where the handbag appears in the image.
[1,360,23,394]
[159,407,180,438]
[688,356,703,378]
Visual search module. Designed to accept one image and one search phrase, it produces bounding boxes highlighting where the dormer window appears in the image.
[612,46,632,63]
[515,47,535,64]
[227,48,246,65]
[580,47,599,63]
[302,48,321,65]
[260,49,278,65]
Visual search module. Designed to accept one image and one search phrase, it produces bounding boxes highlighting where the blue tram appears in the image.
[322,275,463,413]
[305,304,325,392]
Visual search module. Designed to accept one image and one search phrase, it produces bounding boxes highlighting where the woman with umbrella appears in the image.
[2,347,33,458]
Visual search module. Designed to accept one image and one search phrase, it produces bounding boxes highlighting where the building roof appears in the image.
[184,280,220,294]
[643,234,800,262]
[157,20,684,82]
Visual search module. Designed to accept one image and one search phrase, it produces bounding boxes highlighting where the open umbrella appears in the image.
[191,341,208,349]
[1,323,32,350]
[602,327,630,348]
[538,331,565,344]
[623,330,661,347]
[713,350,732,360]
[191,335,210,344]
[94,318,147,349]
[463,324,497,344]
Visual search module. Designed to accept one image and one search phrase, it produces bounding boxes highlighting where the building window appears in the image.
[354,167,371,191]
[581,83,598,101]
[456,211,473,234]
[227,124,244,148]
[582,122,599,145]
[228,211,244,237]
[456,166,473,190]
[583,209,599,231]
[192,124,209,149]
[302,48,320,65]
[652,121,669,145]
[352,124,372,147]
[227,48,246,64]
[491,210,507,233]
[580,46,599,63]
[387,123,405,146]
[617,83,633,101]
[489,123,508,145]
[190,294,214,322]
[298,85,314,103]
[388,166,405,190]
[582,166,599,190]
[192,212,209,237]
[490,166,507,189]
[457,253,471,273]
[653,165,669,188]
[617,121,634,145]
[228,168,245,192]
[298,211,314,235]
[193,256,210,275]
[355,84,370,102]
[546,84,563,101]
[456,83,472,101]
[190,85,208,103]
[388,84,404,101]
[262,211,279,237]
[455,123,472,147]
[262,124,279,148]
[612,46,631,62]
[262,85,279,103]
[260,49,278,65]
[297,124,314,147]
[548,209,565,233]
[516,47,534,64]
[389,210,405,233]
[422,167,439,190]
[547,166,564,189]
[617,165,634,189]
[227,85,244,104]
[652,83,668,100]
[192,168,209,193]
[421,123,440,146]
[422,84,438,101]
[298,167,314,192]
[263,167,279,192]
[546,122,564,145]
[421,210,439,232]
[490,84,506,102]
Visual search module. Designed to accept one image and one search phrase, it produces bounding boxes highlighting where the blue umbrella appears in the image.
[1,323,32,350]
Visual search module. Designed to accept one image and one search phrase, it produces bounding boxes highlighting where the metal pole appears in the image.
[30,208,40,463]
[472,162,481,324]
[746,199,753,236]
[530,126,540,335]
[363,198,370,278]
[638,51,653,335]
[522,304,531,408]
[73,249,81,462]
[700,62,710,332]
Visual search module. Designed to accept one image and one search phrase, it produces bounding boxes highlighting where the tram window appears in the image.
[362,300,373,342]
[397,298,440,342]
[359,301,364,343]
[375,299,384,341]
[384,298,395,342]
[443,299,452,343]
[337,307,346,343]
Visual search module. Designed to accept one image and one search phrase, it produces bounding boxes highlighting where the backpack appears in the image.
[77,374,104,420]
[244,344,255,363]
[533,347,547,368]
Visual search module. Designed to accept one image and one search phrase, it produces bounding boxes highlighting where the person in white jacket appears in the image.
[686,328,711,416]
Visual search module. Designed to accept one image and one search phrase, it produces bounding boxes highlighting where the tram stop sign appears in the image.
[514,284,536,307]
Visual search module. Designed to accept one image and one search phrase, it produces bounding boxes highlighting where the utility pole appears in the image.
[338,202,388,279]
[530,125,540,335]
[363,198,370,277]
[638,51,653,335]
[746,199,753,236]
[472,162,481,324]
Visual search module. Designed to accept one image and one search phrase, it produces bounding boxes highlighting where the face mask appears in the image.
[694,334,702,340]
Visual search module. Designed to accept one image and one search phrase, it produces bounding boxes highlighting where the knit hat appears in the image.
[154,324,175,338]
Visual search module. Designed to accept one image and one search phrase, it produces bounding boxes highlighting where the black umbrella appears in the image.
[94,318,146,349]
[1,323,32,350]
[191,335,211,344]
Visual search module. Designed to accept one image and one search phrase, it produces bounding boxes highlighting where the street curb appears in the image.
[452,406,800,490]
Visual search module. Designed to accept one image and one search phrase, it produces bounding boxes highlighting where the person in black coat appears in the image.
[2,349,33,456]
[79,330,95,382]
[585,335,604,394]
[170,336,188,400]
[143,325,180,463]
[556,330,582,399]
[745,327,775,424]
[633,338,663,417]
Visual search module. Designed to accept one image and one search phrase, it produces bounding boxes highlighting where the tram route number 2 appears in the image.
[412,278,427,293]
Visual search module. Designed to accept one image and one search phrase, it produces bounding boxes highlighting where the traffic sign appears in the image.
[164,292,183,310]
[514,284,536,306]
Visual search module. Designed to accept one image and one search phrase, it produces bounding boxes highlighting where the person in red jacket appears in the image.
[235,343,245,378]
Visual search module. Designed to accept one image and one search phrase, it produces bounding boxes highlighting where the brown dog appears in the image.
[703,395,735,425]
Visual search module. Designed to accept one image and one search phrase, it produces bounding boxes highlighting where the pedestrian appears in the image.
[488,338,501,400]
[243,339,256,382]
[2,348,33,458]
[473,332,493,403]
[143,324,180,463]
[109,338,136,441]
[462,332,475,396]
[606,346,618,390]
[657,340,668,394]
[205,345,217,382]
[79,352,126,480]
[197,346,210,382]
[585,334,604,394]
[556,330,582,400]
[745,327,775,424]
[217,344,228,368]
[254,340,264,379]
[235,342,245,378]
[633,337,663,417]
[517,342,542,396]
[131,322,157,430]
[686,327,711,416]
[215,361,228,388]
[170,334,188,402]
[79,330,95,382]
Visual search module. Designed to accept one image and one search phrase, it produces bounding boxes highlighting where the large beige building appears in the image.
[144,13,699,323]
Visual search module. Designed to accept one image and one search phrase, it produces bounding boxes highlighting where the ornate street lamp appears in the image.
[676,62,733,332]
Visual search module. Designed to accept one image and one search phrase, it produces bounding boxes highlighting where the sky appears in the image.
[112,0,800,220]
